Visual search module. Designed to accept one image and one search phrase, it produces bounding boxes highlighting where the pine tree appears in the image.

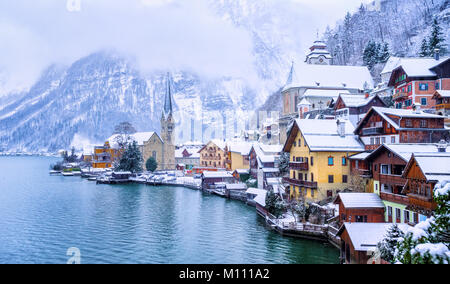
[428,19,446,55]
[395,181,450,264]
[363,40,377,69]
[377,224,405,264]
[278,152,290,176]
[420,38,430,57]
[146,157,158,172]
[265,190,285,218]
[115,141,143,173]
[378,42,390,63]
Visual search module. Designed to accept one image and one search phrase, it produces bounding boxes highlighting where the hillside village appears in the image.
[45,17,450,264]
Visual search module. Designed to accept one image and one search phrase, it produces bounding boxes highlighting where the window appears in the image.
[405,211,410,224]
[328,157,334,166]
[342,157,347,166]
[310,157,314,166]
[328,175,334,183]
[311,173,314,182]
[376,137,381,145]
[419,83,428,91]
[391,136,396,143]
[405,119,413,127]
[420,120,428,128]
[407,85,412,92]
[342,175,348,183]
[381,165,389,175]
[304,174,308,181]
[298,139,302,146]
[435,82,440,90]
[421,98,427,106]
[396,208,401,222]
[388,207,393,217]
[382,137,386,144]
[370,138,375,145]
[311,189,315,198]
[293,141,296,147]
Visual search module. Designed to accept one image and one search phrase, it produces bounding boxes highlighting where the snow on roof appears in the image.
[414,155,450,182]
[342,223,410,252]
[262,168,280,173]
[296,119,365,152]
[226,183,247,190]
[381,57,402,75]
[266,177,282,185]
[349,152,371,160]
[259,144,283,154]
[298,98,312,106]
[246,188,267,196]
[284,63,374,91]
[379,144,450,162]
[202,171,234,179]
[234,169,250,174]
[337,193,385,209]
[303,89,350,99]
[210,139,226,151]
[338,94,377,108]
[175,147,201,159]
[226,141,253,156]
[435,90,450,98]
[395,57,449,77]
[366,107,444,130]
[107,132,157,148]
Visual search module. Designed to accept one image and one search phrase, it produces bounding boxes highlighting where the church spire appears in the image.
[163,72,173,119]
[286,60,295,86]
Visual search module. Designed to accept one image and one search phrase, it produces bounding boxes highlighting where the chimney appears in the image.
[438,140,447,153]
[413,103,421,114]
[435,48,440,61]
[337,120,346,137]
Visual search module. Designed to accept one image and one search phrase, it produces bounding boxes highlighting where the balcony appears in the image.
[283,177,318,189]
[380,192,409,206]
[362,127,384,135]
[408,193,437,211]
[379,174,406,187]
[357,169,372,178]
[436,103,450,111]
[393,92,409,100]
[290,162,309,171]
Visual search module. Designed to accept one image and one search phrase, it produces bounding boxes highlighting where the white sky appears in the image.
[0,0,371,97]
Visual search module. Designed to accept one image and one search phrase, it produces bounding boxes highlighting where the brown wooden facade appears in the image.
[334,196,385,226]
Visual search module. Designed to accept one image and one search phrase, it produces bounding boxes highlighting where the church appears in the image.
[102,73,176,171]
[279,40,374,144]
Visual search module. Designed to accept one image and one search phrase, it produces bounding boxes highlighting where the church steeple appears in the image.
[286,61,295,86]
[162,72,173,119]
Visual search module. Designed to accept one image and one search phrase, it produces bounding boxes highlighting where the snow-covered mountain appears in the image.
[0,0,304,153]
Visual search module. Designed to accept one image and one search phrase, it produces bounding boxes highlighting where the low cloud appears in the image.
[0,0,255,95]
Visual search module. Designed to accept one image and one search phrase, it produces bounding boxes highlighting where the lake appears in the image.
[0,156,339,264]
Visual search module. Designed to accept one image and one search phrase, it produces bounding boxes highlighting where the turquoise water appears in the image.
[0,156,339,264]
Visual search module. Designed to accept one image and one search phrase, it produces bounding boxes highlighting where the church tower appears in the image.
[160,72,176,170]
[305,40,333,65]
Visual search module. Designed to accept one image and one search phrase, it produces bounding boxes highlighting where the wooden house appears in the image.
[334,193,385,226]
[334,94,387,127]
[355,107,449,151]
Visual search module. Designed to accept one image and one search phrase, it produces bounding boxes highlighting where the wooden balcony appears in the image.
[436,103,450,111]
[290,162,309,171]
[380,192,409,206]
[283,177,318,189]
[408,193,437,211]
[362,127,384,135]
[393,92,409,100]
[379,174,406,187]
[357,169,372,178]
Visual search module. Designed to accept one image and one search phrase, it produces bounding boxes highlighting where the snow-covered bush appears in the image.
[395,181,450,264]
[377,224,405,264]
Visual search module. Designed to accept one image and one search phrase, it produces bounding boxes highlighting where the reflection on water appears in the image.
[0,156,339,264]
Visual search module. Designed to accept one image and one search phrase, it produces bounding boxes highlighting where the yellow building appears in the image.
[283,119,365,202]
[225,141,252,171]
[198,140,227,169]
[92,141,121,169]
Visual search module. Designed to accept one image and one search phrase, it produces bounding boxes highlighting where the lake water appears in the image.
[0,156,339,264]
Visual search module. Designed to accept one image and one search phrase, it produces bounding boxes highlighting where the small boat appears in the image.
[62,172,74,177]
[72,171,82,176]
[49,170,60,175]
[88,177,98,182]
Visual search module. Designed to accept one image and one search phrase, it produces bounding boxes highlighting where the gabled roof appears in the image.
[226,141,253,156]
[388,57,450,86]
[381,56,401,75]
[433,90,450,99]
[403,153,450,183]
[335,193,385,209]
[338,223,410,252]
[335,94,386,109]
[284,119,365,152]
[283,63,374,92]
[107,132,160,148]
[365,143,449,163]
[303,89,350,99]
[199,139,227,153]
[202,171,234,179]
[355,107,445,133]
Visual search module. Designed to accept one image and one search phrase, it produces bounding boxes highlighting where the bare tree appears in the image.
[113,122,137,151]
